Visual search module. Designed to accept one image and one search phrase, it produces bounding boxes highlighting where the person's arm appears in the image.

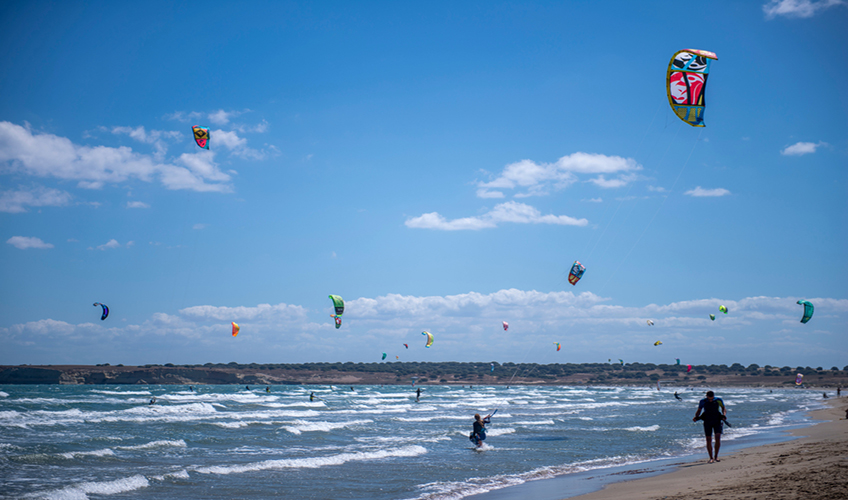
[693,400,704,421]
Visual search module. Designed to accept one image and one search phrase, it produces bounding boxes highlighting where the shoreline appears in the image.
[471,398,846,500]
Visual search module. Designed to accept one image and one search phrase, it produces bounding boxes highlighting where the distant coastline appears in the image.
[2,362,845,387]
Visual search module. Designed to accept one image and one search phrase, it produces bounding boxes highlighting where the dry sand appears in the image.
[565,399,848,500]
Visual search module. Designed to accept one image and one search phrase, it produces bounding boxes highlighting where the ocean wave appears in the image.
[284,419,373,435]
[0,391,9,397]
[193,445,427,475]
[58,448,116,459]
[115,440,186,451]
[26,474,149,500]
[623,425,660,432]
[513,420,555,426]
[91,390,151,395]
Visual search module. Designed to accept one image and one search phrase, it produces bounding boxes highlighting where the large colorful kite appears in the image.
[192,125,210,149]
[666,49,718,127]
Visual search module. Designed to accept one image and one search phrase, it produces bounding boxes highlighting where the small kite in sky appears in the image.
[93,302,109,321]
[231,322,239,337]
[422,331,434,348]
[192,125,210,149]
[568,261,586,286]
[797,300,814,324]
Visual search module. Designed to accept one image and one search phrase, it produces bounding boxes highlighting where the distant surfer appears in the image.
[266,386,270,393]
[149,397,156,405]
[245,386,250,390]
[310,392,315,402]
[416,388,421,402]
[693,391,726,463]
[189,386,193,392]
[469,413,492,448]
[350,386,355,392]
[674,391,682,401]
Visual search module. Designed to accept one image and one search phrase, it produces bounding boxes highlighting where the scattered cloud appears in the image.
[110,126,181,159]
[126,201,150,209]
[763,0,845,19]
[582,197,603,203]
[193,223,208,230]
[780,141,827,156]
[92,239,122,250]
[166,109,251,127]
[476,152,641,198]
[406,201,588,231]
[0,185,73,213]
[0,122,231,192]
[587,173,639,189]
[331,251,337,259]
[7,236,53,249]
[684,186,731,197]
[647,186,667,193]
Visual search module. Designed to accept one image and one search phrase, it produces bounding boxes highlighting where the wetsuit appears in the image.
[469,417,491,445]
[697,397,724,437]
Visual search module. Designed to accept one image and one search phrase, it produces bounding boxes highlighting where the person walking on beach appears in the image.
[693,390,726,463]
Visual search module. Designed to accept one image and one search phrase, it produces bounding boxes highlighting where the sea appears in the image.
[0,384,824,500]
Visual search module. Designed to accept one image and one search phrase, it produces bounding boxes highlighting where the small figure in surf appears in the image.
[245,386,250,390]
[266,386,270,393]
[149,397,156,405]
[350,386,355,392]
[189,386,193,392]
[823,392,828,399]
[693,391,726,463]
[469,413,492,448]
[416,388,421,402]
[310,392,315,402]
[674,391,682,401]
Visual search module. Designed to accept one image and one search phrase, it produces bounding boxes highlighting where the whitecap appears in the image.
[27,474,149,500]
[284,419,372,435]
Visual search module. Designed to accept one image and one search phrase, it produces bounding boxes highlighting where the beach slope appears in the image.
[566,400,847,500]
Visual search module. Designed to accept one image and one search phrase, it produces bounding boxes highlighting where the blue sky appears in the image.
[1,1,846,368]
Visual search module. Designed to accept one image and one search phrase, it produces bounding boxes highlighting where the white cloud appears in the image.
[208,110,232,125]
[763,0,845,19]
[0,185,73,213]
[110,126,181,159]
[406,201,588,231]
[90,239,133,250]
[582,198,603,203]
[211,129,266,160]
[7,236,53,249]
[477,152,641,198]
[780,141,826,156]
[0,122,231,192]
[476,188,505,199]
[587,173,638,189]
[647,186,667,193]
[193,223,207,230]
[684,186,731,197]
[126,201,149,209]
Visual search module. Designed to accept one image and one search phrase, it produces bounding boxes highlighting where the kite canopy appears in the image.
[553,342,561,352]
[647,320,654,326]
[666,49,718,127]
[422,331,434,348]
[568,261,586,285]
[719,305,728,314]
[687,364,693,373]
[329,295,344,316]
[710,314,716,321]
[93,302,109,321]
[675,358,680,365]
[403,343,408,349]
[653,340,663,346]
[619,359,624,365]
[382,352,387,360]
[192,125,210,149]
[231,322,239,337]
[797,300,814,324]
[503,321,509,331]
[795,373,804,386]
[491,363,495,372]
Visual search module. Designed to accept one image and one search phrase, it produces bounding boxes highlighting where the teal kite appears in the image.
[797,300,814,324]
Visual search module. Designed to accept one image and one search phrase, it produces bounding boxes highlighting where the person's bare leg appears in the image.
[714,434,721,461]
[705,436,714,462]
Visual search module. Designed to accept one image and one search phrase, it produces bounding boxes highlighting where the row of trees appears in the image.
[136,361,847,378]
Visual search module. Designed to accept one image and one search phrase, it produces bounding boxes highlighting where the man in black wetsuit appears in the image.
[469,413,492,448]
[693,390,726,463]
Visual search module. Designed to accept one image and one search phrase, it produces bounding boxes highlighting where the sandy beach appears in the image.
[564,398,848,500]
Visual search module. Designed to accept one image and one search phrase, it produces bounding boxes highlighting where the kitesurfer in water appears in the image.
[469,413,492,448]
[674,391,682,401]
[266,386,270,393]
[245,386,250,390]
[693,391,726,463]
[149,397,156,405]
[416,388,421,402]
[310,392,315,402]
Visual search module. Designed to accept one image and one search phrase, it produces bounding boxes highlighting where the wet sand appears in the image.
[564,398,848,500]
